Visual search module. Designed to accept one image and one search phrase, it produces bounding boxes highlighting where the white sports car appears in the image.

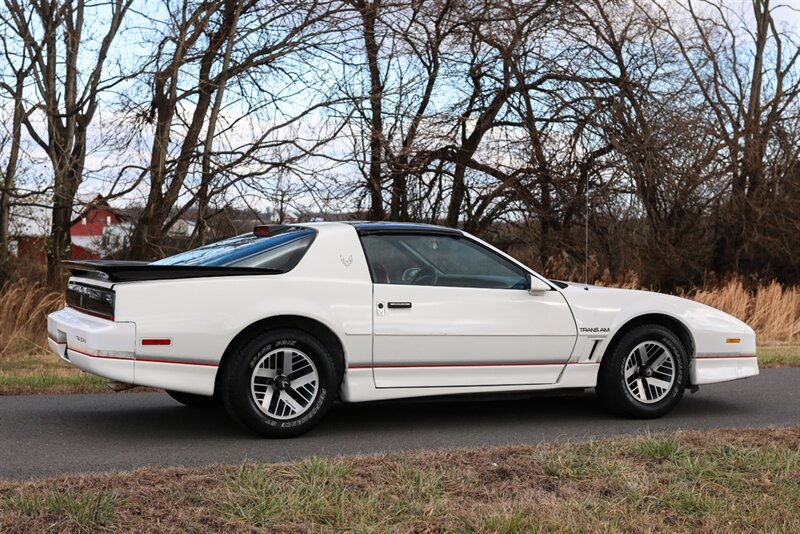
[47,222,758,437]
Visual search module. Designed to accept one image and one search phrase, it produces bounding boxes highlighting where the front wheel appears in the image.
[596,324,688,418]
[220,329,338,438]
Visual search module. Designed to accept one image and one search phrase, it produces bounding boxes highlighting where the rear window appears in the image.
[152,227,316,272]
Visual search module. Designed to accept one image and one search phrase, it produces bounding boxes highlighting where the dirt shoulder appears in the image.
[0,351,154,395]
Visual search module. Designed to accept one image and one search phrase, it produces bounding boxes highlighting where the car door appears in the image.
[359,231,578,388]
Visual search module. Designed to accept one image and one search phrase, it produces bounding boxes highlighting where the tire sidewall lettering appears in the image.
[252,339,299,366]
[226,329,337,437]
[601,326,688,418]
[260,388,327,429]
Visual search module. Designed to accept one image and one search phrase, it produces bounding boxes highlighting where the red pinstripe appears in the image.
[63,344,218,367]
[348,361,569,370]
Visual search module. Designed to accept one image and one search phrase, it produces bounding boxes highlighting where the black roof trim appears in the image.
[349,222,463,237]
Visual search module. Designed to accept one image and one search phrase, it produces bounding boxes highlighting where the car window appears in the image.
[360,234,528,289]
[152,228,315,272]
[226,233,315,271]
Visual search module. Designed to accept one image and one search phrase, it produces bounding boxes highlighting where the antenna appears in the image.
[584,174,589,288]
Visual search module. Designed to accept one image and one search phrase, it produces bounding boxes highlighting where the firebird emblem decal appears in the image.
[340,254,353,267]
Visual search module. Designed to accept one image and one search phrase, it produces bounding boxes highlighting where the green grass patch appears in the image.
[0,350,108,394]
[0,373,105,390]
[219,455,453,532]
[3,489,118,531]
[463,506,538,534]
[632,433,689,462]
[0,369,106,395]
[758,345,800,367]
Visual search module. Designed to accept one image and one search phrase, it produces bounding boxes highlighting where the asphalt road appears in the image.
[1,368,798,480]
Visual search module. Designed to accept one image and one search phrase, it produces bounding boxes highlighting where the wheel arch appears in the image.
[599,313,695,365]
[214,315,346,394]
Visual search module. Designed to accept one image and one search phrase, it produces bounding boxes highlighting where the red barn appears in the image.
[69,198,124,259]
[10,196,126,262]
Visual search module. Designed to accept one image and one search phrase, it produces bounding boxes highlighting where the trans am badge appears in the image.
[580,327,610,333]
[340,254,353,267]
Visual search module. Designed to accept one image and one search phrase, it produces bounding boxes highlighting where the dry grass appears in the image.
[692,279,800,341]
[0,427,798,533]
[0,280,62,356]
[0,281,109,394]
[541,251,642,289]
[542,255,800,343]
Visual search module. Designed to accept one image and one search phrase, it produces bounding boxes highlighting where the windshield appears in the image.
[152,227,316,272]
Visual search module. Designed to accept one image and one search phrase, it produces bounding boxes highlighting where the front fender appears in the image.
[560,284,754,362]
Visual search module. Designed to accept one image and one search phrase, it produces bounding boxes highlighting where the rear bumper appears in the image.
[691,355,759,385]
[47,307,217,395]
[47,308,136,384]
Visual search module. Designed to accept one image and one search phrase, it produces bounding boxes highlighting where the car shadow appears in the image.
[36,387,745,444]
[320,390,606,432]
[54,403,243,441]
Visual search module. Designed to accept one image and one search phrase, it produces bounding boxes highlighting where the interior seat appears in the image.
[371,261,390,283]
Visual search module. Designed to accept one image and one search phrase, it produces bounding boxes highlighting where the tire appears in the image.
[596,324,688,418]
[220,328,338,438]
[165,389,220,408]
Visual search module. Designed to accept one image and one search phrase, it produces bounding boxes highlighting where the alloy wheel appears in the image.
[623,340,676,404]
[250,347,319,419]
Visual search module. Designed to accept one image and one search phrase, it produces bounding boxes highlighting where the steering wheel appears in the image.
[401,267,421,282]
[411,265,438,286]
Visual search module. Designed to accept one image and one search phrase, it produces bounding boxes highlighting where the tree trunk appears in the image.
[0,72,26,261]
[389,168,408,220]
[359,0,385,220]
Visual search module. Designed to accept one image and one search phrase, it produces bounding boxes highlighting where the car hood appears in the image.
[556,282,752,338]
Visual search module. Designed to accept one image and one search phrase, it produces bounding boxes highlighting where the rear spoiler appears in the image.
[63,260,281,283]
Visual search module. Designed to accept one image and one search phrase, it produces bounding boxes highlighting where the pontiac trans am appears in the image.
[47,222,758,437]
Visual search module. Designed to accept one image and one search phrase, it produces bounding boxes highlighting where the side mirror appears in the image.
[528,274,551,296]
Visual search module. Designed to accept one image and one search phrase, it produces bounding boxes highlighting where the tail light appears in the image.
[66,282,115,320]
[253,224,291,237]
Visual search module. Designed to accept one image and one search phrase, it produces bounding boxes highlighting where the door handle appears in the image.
[387,302,412,309]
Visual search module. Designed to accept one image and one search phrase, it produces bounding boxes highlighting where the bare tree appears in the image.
[345,0,387,219]
[125,0,345,259]
[544,0,718,285]
[0,0,797,289]
[3,0,132,285]
[339,0,460,220]
[649,0,800,274]
[0,33,32,260]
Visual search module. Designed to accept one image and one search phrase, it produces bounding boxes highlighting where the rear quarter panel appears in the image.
[113,224,373,368]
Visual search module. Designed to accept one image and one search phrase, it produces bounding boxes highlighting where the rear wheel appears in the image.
[165,390,220,408]
[220,329,338,438]
[596,324,688,418]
